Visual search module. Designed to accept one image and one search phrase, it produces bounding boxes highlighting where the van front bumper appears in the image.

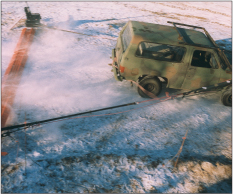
[112,63,124,81]
[112,49,123,81]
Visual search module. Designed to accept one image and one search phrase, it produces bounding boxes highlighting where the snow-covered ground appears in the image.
[1,2,232,193]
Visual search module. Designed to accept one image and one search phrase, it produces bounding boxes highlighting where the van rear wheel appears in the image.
[221,89,232,106]
[137,77,162,98]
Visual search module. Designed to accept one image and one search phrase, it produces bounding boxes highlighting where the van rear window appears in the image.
[122,24,132,52]
[136,42,186,62]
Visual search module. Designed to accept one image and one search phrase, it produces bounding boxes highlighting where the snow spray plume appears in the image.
[12,28,115,124]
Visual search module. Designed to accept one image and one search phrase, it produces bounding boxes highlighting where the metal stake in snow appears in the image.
[169,129,188,169]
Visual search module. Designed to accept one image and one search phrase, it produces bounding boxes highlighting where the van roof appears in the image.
[129,21,215,47]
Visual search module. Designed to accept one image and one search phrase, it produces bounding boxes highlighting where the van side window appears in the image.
[136,42,186,62]
[191,50,219,69]
[122,24,132,52]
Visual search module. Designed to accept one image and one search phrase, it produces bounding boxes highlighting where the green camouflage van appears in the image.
[111,21,232,106]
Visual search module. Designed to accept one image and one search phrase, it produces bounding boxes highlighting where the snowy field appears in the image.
[1,1,232,193]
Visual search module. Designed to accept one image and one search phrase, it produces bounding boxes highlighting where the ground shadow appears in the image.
[200,178,232,193]
[1,98,232,193]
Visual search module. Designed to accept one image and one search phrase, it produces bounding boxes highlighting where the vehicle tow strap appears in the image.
[42,24,117,40]
[2,28,35,127]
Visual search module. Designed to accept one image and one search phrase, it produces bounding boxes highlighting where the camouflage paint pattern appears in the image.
[112,21,232,90]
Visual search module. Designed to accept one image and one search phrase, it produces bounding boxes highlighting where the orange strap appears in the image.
[1,28,35,127]
[1,152,8,156]
[128,80,158,99]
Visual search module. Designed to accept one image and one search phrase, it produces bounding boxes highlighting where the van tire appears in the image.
[138,77,162,98]
[221,89,232,106]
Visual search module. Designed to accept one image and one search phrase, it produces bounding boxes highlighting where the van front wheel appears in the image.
[137,77,162,98]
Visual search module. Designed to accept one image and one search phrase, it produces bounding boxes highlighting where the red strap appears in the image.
[1,152,8,156]
[165,92,170,97]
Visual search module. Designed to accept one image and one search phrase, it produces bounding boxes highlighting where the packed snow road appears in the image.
[1,2,232,193]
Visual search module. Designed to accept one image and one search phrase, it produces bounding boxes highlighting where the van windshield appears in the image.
[122,24,132,52]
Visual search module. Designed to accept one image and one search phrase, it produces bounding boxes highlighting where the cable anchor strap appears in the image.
[181,79,232,99]
[182,92,190,98]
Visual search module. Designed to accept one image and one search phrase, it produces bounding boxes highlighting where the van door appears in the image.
[181,48,221,90]
[136,42,189,89]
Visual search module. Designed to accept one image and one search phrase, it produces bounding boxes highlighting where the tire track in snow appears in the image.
[156,2,231,17]
[125,2,231,28]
